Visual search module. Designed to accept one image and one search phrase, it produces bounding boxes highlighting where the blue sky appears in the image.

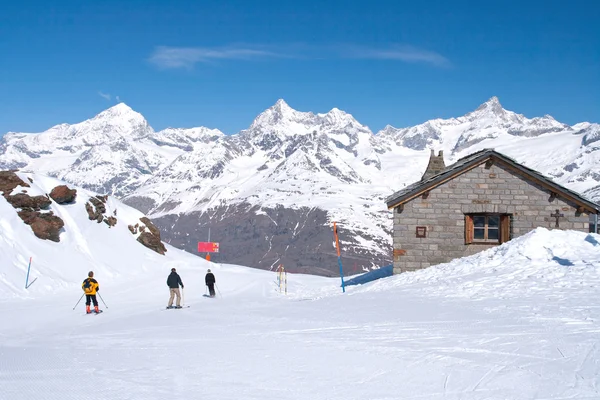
[1,0,598,135]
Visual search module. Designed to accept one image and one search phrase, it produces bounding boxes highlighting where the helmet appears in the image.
[207,269,211,273]
[88,271,94,277]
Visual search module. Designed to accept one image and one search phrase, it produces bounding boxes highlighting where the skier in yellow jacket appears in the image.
[82,271,100,314]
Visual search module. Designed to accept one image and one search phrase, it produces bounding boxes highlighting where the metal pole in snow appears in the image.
[98,292,108,309]
[333,222,345,293]
[72,293,85,310]
[24,257,37,289]
[25,257,32,288]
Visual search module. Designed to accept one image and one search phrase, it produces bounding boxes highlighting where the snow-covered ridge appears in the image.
[1,97,599,273]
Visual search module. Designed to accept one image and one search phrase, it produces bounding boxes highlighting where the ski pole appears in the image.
[182,287,185,306]
[98,292,108,309]
[205,285,208,295]
[216,284,222,298]
[72,293,85,310]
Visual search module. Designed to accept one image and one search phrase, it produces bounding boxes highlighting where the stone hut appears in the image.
[386,149,600,274]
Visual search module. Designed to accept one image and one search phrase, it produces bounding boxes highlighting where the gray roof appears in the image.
[386,148,600,213]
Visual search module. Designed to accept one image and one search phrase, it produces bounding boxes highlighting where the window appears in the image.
[465,214,510,244]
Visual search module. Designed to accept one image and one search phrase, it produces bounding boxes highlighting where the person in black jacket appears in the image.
[205,269,216,297]
[166,268,184,309]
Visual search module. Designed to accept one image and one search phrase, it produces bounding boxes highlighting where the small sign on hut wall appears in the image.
[416,226,427,238]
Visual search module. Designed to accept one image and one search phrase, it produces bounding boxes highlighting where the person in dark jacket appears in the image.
[82,271,100,314]
[166,268,184,309]
[205,269,216,297]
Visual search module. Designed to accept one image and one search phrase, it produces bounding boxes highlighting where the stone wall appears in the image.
[393,161,592,274]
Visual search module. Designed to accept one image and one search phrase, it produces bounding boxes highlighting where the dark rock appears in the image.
[85,202,96,220]
[104,216,117,227]
[128,224,137,234]
[6,193,51,210]
[86,196,107,222]
[49,185,77,204]
[89,197,107,214]
[30,213,64,242]
[139,217,160,237]
[86,195,118,226]
[136,217,167,255]
[18,209,40,225]
[137,231,167,255]
[17,210,64,242]
[0,171,30,196]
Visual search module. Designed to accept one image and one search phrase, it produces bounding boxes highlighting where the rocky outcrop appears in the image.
[0,170,29,196]
[49,185,77,204]
[135,217,166,255]
[104,216,117,227]
[86,196,107,220]
[85,195,117,227]
[0,171,65,242]
[6,193,52,210]
[137,231,167,255]
[139,217,160,237]
[18,210,64,242]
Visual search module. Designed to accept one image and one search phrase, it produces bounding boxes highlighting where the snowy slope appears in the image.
[1,98,598,273]
[0,172,212,299]
[1,228,600,399]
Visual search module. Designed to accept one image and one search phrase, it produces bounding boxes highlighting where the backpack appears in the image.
[83,279,94,294]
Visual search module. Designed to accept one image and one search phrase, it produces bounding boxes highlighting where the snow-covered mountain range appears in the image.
[1,97,599,274]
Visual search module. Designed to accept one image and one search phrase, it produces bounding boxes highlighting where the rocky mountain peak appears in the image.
[473,96,505,116]
[272,98,294,114]
[322,107,355,125]
[89,102,140,123]
[249,99,306,129]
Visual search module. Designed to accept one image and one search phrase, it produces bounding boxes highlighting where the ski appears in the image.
[162,306,190,311]
[85,310,103,315]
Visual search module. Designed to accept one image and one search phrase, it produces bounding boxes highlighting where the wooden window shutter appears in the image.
[500,215,510,244]
[465,215,474,244]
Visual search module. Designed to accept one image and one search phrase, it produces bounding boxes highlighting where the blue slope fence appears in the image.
[343,265,393,287]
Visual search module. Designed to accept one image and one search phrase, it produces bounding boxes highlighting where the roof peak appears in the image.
[386,148,600,213]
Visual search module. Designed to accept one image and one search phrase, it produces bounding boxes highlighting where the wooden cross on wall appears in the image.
[550,209,564,228]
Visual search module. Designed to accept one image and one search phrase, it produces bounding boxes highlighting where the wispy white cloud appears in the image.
[116,95,121,102]
[340,45,450,67]
[98,91,111,101]
[149,46,278,69]
[148,43,449,70]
